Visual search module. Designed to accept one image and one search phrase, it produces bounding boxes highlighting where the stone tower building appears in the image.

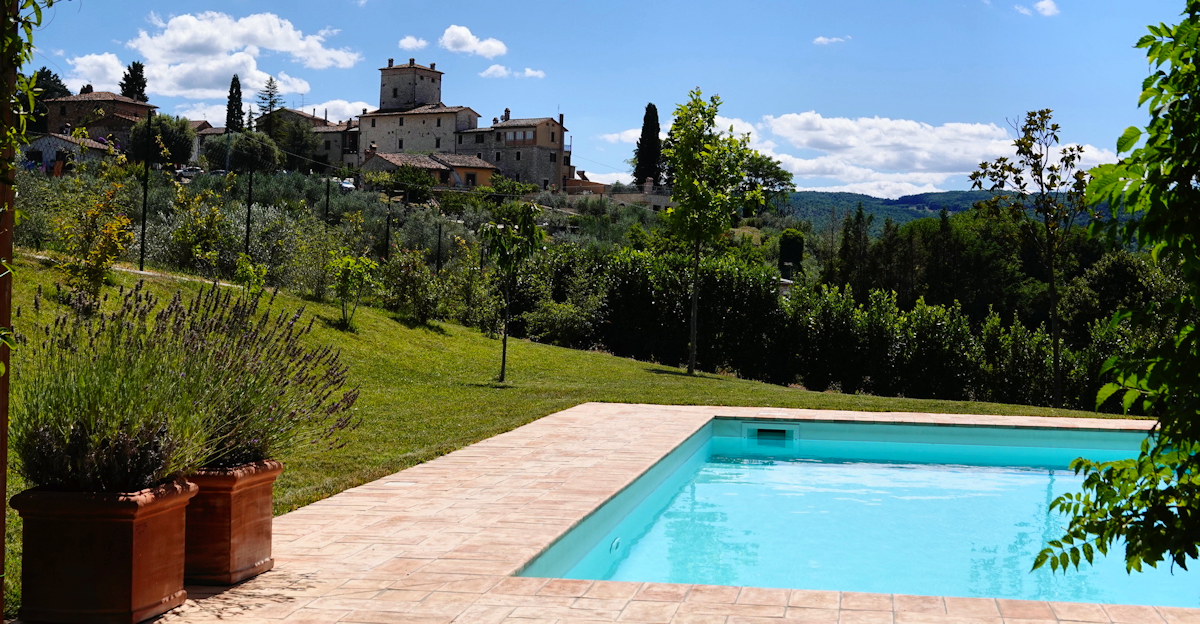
[378,58,442,112]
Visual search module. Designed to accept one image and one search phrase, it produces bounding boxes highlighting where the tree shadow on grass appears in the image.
[318,315,357,333]
[644,367,727,380]
[391,314,448,335]
[464,381,513,389]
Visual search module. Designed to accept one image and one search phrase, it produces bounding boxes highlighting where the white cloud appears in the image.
[174,102,228,123]
[584,172,632,185]
[125,12,361,99]
[438,25,506,59]
[813,36,848,45]
[479,65,544,79]
[479,64,510,78]
[1014,5,1033,15]
[695,111,1121,199]
[64,52,125,92]
[306,99,373,123]
[600,128,669,143]
[1034,0,1059,15]
[398,36,427,51]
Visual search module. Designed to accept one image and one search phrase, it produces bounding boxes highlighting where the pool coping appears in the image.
[158,403,1190,624]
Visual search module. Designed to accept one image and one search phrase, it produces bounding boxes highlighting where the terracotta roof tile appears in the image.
[431,153,497,170]
[36,132,109,151]
[45,91,156,107]
[370,152,451,170]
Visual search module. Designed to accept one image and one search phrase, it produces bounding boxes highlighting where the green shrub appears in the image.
[55,183,134,309]
[378,249,438,323]
[326,251,377,327]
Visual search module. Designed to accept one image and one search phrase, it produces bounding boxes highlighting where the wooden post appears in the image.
[1,2,19,615]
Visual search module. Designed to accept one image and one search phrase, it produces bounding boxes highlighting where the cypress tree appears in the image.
[118,61,148,102]
[631,103,662,188]
[226,75,244,132]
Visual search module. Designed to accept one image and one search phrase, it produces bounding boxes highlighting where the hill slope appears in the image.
[784,190,995,231]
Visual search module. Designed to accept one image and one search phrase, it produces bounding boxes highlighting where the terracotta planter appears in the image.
[185,460,283,585]
[10,480,198,624]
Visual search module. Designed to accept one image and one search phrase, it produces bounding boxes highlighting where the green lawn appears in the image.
[3,254,1128,614]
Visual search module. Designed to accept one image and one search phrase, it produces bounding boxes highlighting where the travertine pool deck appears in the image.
[161,403,1194,624]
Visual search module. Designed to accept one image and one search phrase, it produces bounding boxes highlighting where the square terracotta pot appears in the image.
[185,460,283,585]
[10,480,198,624]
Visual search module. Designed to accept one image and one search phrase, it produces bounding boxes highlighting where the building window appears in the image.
[476,153,483,159]
[466,172,477,186]
[435,137,441,148]
[458,135,463,145]
[543,179,549,190]
[564,155,570,166]
[436,118,441,128]
[399,117,404,126]
[439,171,449,184]
[474,134,483,144]
[324,140,331,150]
[59,105,65,115]
[421,76,425,81]
[550,152,556,163]
[393,88,397,98]
[399,139,404,149]
[371,118,376,127]
[496,132,502,141]
[495,152,501,161]
[515,151,521,161]
[551,131,556,142]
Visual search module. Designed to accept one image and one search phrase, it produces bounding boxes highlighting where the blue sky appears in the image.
[28,0,1181,197]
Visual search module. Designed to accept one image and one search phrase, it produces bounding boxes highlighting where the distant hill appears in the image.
[783,190,996,233]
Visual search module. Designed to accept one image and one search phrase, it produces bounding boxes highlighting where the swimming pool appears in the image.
[519,418,1197,608]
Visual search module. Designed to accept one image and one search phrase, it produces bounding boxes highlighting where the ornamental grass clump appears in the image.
[12,281,360,493]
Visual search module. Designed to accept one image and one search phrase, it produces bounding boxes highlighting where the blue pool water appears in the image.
[520,419,1198,607]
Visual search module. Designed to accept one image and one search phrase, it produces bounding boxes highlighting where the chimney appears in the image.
[430,62,436,70]
[559,113,564,127]
[409,58,415,66]
[324,108,328,121]
[388,58,393,67]
[362,108,367,115]
[503,108,510,122]
[492,117,499,125]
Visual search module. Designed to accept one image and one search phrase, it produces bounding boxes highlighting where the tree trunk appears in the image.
[1,3,18,616]
[688,239,700,375]
[499,281,509,382]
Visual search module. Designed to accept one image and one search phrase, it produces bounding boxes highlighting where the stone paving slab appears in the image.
[157,403,1183,624]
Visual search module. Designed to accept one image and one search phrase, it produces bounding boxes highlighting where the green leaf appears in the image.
[1117,126,1142,153]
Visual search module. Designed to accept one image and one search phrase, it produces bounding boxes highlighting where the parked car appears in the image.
[178,166,204,179]
[208,169,228,177]
[339,178,356,192]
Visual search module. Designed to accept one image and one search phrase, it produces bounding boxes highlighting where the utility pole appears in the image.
[325,175,331,222]
[140,110,154,271]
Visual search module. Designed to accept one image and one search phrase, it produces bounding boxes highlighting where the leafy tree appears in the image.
[326,251,377,328]
[128,115,196,165]
[741,151,794,215]
[365,164,435,204]
[482,202,545,382]
[276,118,320,171]
[488,174,538,196]
[970,109,1088,407]
[202,130,282,172]
[78,84,93,95]
[55,184,133,310]
[118,61,148,102]
[836,203,873,300]
[662,88,762,374]
[779,228,804,278]
[1036,2,1200,574]
[28,66,69,133]
[631,103,662,187]
[225,74,244,133]
[256,77,282,136]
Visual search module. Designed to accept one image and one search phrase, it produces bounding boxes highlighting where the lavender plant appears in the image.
[12,281,360,493]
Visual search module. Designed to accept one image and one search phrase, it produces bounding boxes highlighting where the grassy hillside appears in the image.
[3,254,1121,613]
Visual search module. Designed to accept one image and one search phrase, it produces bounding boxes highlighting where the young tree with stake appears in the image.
[662,88,761,375]
[482,203,545,383]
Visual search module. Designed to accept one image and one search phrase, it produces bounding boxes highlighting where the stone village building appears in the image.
[358,58,576,190]
[43,91,155,150]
